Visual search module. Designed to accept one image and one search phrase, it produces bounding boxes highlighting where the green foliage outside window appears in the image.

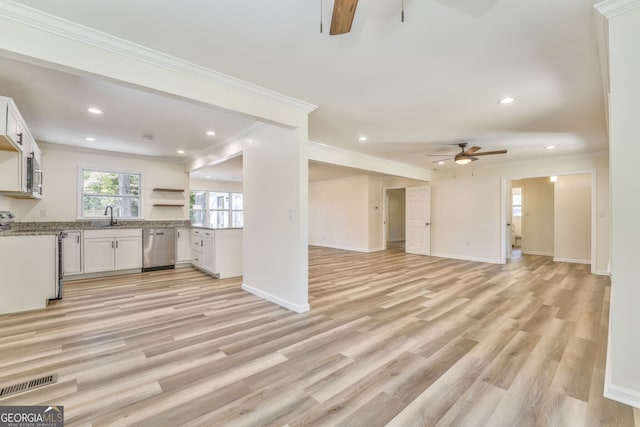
[82,170,141,218]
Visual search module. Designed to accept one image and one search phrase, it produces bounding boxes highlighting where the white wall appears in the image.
[519,177,555,256]
[387,188,406,242]
[554,173,591,263]
[431,171,502,263]
[309,175,371,252]
[0,195,10,211]
[11,143,189,222]
[242,124,309,313]
[603,3,640,404]
[368,176,384,251]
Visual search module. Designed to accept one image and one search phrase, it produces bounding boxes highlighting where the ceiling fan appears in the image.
[430,143,507,165]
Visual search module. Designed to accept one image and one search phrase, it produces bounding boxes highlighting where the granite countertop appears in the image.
[0,221,244,237]
[0,220,192,237]
[0,230,62,237]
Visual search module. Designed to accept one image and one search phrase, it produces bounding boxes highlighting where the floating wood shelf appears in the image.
[152,188,185,192]
[153,204,185,207]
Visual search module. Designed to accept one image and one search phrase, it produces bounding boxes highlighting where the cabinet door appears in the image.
[192,248,204,269]
[115,236,142,270]
[191,235,203,268]
[63,231,82,275]
[6,104,23,150]
[84,238,115,273]
[176,228,191,263]
[203,237,215,273]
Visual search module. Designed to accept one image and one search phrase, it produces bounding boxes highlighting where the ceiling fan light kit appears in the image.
[454,157,473,165]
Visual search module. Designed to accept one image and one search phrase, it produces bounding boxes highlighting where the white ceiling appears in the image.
[0,0,607,176]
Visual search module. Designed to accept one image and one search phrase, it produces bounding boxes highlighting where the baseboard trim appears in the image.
[308,243,384,253]
[604,382,640,409]
[430,252,502,264]
[521,250,554,256]
[553,257,591,264]
[241,283,310,313]
[594,269,611,276]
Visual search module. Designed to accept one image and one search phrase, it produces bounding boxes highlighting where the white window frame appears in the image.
[78,167,143,220]
[190,190,243,229]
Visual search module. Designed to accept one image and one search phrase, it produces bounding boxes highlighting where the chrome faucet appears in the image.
[104,205,117,226]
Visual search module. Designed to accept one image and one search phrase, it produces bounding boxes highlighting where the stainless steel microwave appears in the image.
[27,151,42,197]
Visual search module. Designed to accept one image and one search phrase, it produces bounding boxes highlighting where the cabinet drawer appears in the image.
[84,228,142,239]
[192,228,213,238]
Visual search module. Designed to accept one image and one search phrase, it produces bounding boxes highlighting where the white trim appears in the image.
[594,269,611,276]
[553,257,591,264]
[593,5,610,129]
[430,252,502,265]
[241,283,310,313]
[308,141,432,182]
[602,289,640,409]
[0,1,317,115]
[595,0,640,18]
[521,250,554,257]
[605,383,640,409]
[308,243,385,253]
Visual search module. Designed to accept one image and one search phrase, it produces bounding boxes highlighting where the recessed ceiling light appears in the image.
[177,150,185,154]
[87,107,103,115]
[358,136,367,142]
[498,97,516,105]
[545,145,556,150]
[84,137,96,142]
[438,161,445,165]
[206,130,216,136]
[206,175,211,179]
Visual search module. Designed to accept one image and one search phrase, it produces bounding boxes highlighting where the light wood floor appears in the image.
[0,246,638,426]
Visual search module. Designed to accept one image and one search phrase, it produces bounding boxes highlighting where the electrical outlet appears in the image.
[40,208,47,217]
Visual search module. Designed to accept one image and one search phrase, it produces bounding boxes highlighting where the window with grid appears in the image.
[189,191,243,228]
[81,169,141,219]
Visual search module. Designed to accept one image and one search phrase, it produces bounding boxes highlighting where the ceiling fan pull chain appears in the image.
[401,0,405,22]
[320,0,323,33]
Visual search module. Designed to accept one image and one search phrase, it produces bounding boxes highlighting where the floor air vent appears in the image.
[0,374,58,398]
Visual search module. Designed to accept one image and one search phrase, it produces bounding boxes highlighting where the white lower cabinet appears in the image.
[0,235,57,314]
[191,228,242,278]
[191,228,213,273]
[176,227,191,264]
[62,231,82,275]
[83,229,142,274]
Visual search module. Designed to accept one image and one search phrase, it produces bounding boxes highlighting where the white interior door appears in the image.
[406,185,430,255]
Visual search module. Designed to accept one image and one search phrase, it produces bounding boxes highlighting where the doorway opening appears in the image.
[502,173,595,271]
[384,188,406,251]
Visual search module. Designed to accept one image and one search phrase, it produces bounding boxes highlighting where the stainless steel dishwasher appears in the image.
[142,228,176,271]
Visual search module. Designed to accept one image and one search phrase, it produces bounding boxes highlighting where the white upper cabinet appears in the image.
[1,96,27,152]
[0,96,40,196]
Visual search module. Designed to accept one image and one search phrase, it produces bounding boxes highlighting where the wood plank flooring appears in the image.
[0,246,637,426]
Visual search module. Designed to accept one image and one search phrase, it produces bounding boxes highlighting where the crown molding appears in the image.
[595,0,640,18]
[0,1,317,115]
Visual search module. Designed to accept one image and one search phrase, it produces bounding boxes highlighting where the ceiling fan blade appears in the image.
[427,154,457,157]
[330,0,359,35]
[463,146,482,155]
[472,150,508,156]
